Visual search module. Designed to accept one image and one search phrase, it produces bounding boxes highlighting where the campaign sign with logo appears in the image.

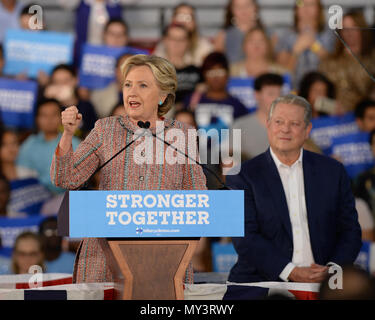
[330,131,375,179]
[0,78,38,129]
[3,29,74,78]
[9,178,52,216]
[78,44,148,89]
[68,190,244,238]
[0,215,46,257]
[227,74,292,112]
[310,112,359,155]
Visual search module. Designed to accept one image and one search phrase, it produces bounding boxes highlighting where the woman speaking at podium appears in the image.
[50,54,207,283]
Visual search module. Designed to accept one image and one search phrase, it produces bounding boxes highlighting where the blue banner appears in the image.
[0,215,46,257]
[3,29,74,78]
[227,74,292,112]
[329,131,375,179]
[78,44,148,89]
[0,78,38,129]
[9,178,51,216]
[211,242,238,273]
[310,112,359,155]
[68,190,244,238]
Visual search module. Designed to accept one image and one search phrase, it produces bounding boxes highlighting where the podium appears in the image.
[58,190,244,300]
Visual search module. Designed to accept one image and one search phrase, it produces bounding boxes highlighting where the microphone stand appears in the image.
[77,122,149,190]
[138,121,230,190]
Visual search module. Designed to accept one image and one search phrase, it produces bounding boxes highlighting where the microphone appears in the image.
[77,123,148,190]
[137,121,231,190]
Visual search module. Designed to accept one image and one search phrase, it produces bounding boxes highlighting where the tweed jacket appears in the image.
[51,115,207,283]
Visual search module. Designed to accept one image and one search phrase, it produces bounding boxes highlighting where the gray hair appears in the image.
[268,94,312,126]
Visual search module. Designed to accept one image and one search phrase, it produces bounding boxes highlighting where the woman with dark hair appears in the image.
[214,0,262,64]
[184,52,248,134]
[298,71,336,118]
[275,0,335,88]
[319,10,375,112]
[153,2,213,67]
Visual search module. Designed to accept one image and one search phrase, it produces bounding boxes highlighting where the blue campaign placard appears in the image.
[78,44,149,89]
[0,77,38,129]
[3,29,74,78]
[329,131,375,179]
[310,112,359,155]
[0,215,46,257]
[68,190,244,238]
[227,74,292,112]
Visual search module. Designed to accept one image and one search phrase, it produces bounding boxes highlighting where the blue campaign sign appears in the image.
[330,131,375,179]
[310,112,359,155]
[68,190,244,238]
[227,74,292,112]
[79,44,149,89]
[3,29,74,78]
[9,178,52,216]
[0,77,38,129]
[0,215,46,257]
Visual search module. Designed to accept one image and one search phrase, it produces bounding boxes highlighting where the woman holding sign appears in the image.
[50,54,207,283]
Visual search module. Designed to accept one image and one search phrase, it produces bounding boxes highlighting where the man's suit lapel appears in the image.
[264,149,293,241]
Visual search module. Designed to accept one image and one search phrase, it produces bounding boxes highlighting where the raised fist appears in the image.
[61,105,82,136]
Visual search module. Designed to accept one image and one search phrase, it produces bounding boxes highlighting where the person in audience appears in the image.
[174,109,197,129]
[319,265,375,300]
[230,73,283,159]
[11,231,45,274]
[319,10,375,112]
[0,129,51,216]
[90,53,132,118]
[58,0,123,66]
[230,27,286,78]
[298,71,337,118]
[39,217,75,274]
[275,0,335,89]
[214,0,262,64]
[223,94,362,300]
[0,129,37,181]
[103,18,128,48]
[355,100,375,133]
[153,2,213,67]
[17,99,80,195]
[43,64,98,137]
[184,52,248,129]
[109,103,126,117]
[0,0,23,43]
[19,4,44,31]
[156,23,201,109]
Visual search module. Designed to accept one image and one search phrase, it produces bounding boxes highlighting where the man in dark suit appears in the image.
[224,94,362,299]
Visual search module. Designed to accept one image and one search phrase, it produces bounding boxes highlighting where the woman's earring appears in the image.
[159,100,163,106]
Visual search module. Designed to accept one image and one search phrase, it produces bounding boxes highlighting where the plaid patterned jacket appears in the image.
[51,115,207,283]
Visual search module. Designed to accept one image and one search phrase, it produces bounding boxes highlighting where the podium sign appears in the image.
[61,190,244,238]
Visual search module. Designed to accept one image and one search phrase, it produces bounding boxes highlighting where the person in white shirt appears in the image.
[224,94,362,299]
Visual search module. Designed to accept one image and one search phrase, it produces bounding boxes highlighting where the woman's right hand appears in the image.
[61,105,82,136]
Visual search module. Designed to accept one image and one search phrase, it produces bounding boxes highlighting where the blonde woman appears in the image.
[50,54,207,283]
